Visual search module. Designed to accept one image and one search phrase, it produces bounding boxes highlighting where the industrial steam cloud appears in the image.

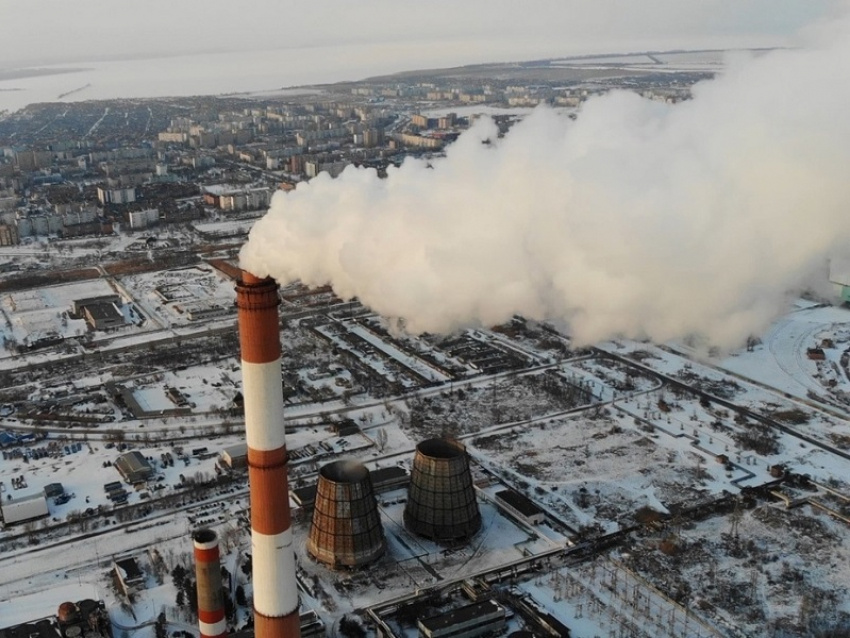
[241,19,850,349]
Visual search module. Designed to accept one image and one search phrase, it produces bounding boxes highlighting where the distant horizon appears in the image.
[0,0,839,113]
[0,41,789,115]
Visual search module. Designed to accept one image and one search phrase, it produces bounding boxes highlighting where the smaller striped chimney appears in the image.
[193,529,227,638]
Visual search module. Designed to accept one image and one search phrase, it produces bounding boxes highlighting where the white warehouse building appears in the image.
[1,492,49,526]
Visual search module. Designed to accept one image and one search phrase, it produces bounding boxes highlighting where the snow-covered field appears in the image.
[0,278,114,350]
[716,304,850,406]
[116,263,236,329]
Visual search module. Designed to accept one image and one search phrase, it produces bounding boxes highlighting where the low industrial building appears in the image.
[511,593,572,637]
[370,465,409,491]
[292,484,318,509]
[495,489,545,526]
[417,599,506,638]
[220,443,247,470]
[82,302,125,331]
[113,556,145,596]
[180,301,230,321]
[1,493,49,526]
[72,295,125,331]
[114,450,154,484]
[332,422,361,437]
[165,387,188,407]
[299,610,326,638]
[43,483,65,499]
[0,618,61,638]
[71,295,120,316]
[114,384,191,419]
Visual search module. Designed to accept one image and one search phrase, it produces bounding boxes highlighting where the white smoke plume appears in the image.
[241,21,850,348]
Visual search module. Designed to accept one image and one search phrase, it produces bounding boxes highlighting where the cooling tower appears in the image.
[404,438,481,543]
[236,272,300,638]
[193,529,227,638]
[307,460,385,568]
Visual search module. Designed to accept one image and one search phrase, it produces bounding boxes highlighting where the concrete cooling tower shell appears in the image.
[307,460,386,568]
[404,437,481,543]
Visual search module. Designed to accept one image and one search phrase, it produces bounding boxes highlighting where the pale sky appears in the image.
[0,0,841,70]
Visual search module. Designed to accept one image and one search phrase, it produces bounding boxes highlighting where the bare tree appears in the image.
[375,428,388,452]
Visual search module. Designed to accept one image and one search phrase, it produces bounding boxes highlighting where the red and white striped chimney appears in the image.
[235,272,300,638]
[193,529,227,638]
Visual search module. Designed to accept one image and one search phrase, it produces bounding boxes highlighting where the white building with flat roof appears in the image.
[1,493,49,526]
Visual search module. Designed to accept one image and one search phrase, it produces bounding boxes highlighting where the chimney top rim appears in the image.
[240,270,275,286]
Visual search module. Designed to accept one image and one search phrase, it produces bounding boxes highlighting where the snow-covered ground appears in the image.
[716,304,850,405]
[117,263,237,329]
[0,279,115,350]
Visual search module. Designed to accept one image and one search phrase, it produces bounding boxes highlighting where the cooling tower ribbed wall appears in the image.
[307,460,386,568]
[404,437,481,543]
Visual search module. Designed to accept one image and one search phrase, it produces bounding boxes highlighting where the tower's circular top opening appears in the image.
[321,460,369,483]
[57,602,78,623]
[417,438,464,459]
[193,528,217,544]
[240,271,265,285]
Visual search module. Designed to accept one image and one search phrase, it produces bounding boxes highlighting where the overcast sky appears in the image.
[0,0,842,70]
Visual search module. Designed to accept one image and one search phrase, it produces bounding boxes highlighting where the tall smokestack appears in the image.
[235,272,300,638]
[193,529,227,638]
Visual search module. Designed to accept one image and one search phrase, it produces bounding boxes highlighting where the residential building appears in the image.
[97,186,136,205]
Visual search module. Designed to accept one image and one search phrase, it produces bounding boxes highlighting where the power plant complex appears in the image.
[8,47,848,638]
[223,271,485,636]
